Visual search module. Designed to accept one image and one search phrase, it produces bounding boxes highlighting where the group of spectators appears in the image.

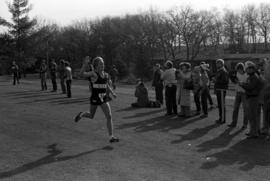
[150,58,270,139]
[39,59,73,97]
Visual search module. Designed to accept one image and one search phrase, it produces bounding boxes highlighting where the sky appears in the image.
[1,0,270,26]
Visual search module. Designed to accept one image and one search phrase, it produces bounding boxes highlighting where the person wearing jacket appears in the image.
[239,61,263,139]
[58,59,66,94]
[40,59,47,91]
[214,59,229,124]
[263,58,270,140]
[50,59,58,92]
[161,60,177,116]
[152,64,164,105]
[177,62,192,117]
[131,80,150,107]
[192,66,202,115]
[199,64,210,118]
[228,63,248,129]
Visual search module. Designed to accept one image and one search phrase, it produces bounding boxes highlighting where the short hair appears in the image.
[216,59,224,65]
[92,56,104,69]
[235,62,245,70]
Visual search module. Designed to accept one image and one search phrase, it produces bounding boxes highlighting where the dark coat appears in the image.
[152,69,163,88]
[240,73,263,98]
[214,67,229,90]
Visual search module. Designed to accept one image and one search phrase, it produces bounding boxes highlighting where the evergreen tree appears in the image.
[8,0,36,56]
[0,0,36,63]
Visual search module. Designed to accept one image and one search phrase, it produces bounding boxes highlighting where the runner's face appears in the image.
[97,60,104,71]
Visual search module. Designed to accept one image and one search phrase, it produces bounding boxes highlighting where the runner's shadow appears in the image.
[200,139,270,171]
[196,128,244,152]
[171,123,221,144]
[0,144,113,179]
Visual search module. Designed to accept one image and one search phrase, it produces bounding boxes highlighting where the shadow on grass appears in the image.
[196,128,244,152]
[49,97,90,105]
[171,123,221,144]
[200,138,270,171]
[117,114,203,133]
[0,144,113,179]
[116,106,141,112]
[123,108,166,119]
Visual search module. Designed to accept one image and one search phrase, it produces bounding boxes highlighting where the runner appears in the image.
[74,56,119,143]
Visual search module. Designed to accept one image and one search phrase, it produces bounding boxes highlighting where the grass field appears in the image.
[0,76,269,181]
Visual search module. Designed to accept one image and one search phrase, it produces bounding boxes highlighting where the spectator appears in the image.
[11,61,19,85]
[200,62,214,108]
[161,60,177,116]
[50,59,58,92]
[177,62,192,117]
[40,59,47,91]
[64,61,72,98]
[131,79,150,107]
[58,59,66,94]
[239,61,263,139]
[263,58,270,140]
[228,63,248,129]
[199,64,210,118]
[192,66,202,115]
[214,59,229,124]
[109,65,119,90]
[152,63,164,105]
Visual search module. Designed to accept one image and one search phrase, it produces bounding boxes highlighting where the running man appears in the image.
[74,56,119,143]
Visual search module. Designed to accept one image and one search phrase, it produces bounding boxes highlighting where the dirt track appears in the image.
[0,76,270,181]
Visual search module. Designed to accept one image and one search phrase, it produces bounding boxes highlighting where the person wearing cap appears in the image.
[40,59,48,91]
[177,62,192,117]
[58,59,66,94]
[214,59,229,124]
[228,62,248,129]
[239,61,264,139]
[152,64,164,105]
[161,60,177,116]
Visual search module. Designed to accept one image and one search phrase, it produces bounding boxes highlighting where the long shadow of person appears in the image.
[117,115,202,133]
[197,128,244,152]
[200,138,270,171]
[0,144,113,179]
[171,123,221,144]
[123,109,166,119]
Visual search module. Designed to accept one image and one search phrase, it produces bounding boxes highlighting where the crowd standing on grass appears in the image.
[149,58,269,140]
[8,55,270,141]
